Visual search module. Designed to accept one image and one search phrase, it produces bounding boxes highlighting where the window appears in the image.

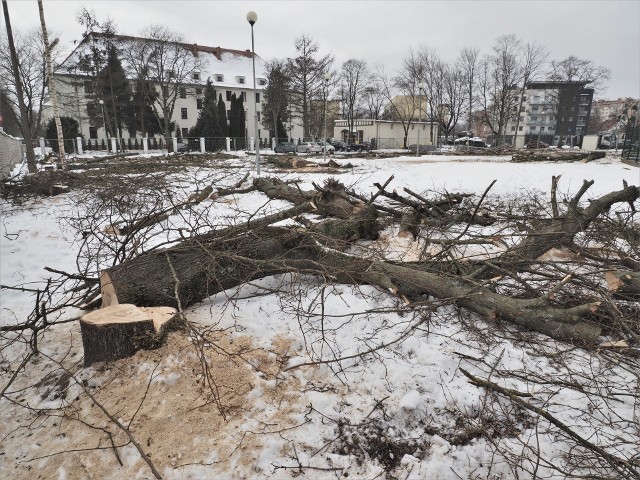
[511,126,515,131]
[258,78,267,86]
[518,126,523,131]
[568,116,574,122]
[89,126,98,139]
[227,109,231,119]
[532,106,539,111]
[255,92,260,103]
[180,87,187,99]
[226,91,232,101]
[181,108,188,119]
[257,112,261,122]
[531,126,537,131]
[237,76,245,84]
[182,127,189,137]
[162,86,169,97]
[193,72,200,81]
[215,74,224,82]
[196,88,202,95]
[84,81,93,94]
[519,116,524,121]
[240,92,246,102]
[196,98,203,109]
[531,116,537,122]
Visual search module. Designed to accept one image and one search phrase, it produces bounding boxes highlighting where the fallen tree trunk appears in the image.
[101,226,602,343]
[512,150,606,163]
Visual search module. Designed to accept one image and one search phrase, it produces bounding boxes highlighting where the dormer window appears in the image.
[214,74,224,82]
[257,78,267,86]
[236,76,246,84]
[193,71,200,81]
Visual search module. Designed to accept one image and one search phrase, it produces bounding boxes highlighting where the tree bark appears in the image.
[2,0,37,172]
[38,0,66,166]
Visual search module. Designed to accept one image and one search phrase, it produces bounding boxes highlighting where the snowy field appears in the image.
[1,152,638,479]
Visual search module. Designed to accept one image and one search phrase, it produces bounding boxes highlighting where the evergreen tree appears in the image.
[188,80,220,138]
[95,45,133,139]
[263,60,291,140]
[217,93,228,137]
[130,77,161,137]
[228,94,246,141]
[45,116,79,153]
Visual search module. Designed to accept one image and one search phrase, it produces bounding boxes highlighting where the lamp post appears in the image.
[98,99,109,152]
[537,110,546,147]
[416,82,426,156]
[246,11,260,175]
[323,72,332,162]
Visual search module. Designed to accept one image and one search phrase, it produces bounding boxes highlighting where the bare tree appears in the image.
[362,81,386,120]
[122,26,200,152]
[287,35,333,139]
[476,35,522,145]
[459,47,479,133]
[438,63,466,142]
[37,0,66,165]
[511,41,549,147]
[376,48,423,148]
[2,0,37,172]
[549,55,611,95]
[418,46,443,145]
[340,58,369,142]
[0,28,56,141]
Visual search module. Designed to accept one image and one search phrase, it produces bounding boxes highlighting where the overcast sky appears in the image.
[5,0,639,99]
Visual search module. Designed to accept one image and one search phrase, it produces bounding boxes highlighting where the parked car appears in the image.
[176,142,188,152]
[329,140,348,151]
[274,142,297,153]
[347,142,371,152]
[524,140,549,149]
[296,142,317,153]
[316,142,335,153]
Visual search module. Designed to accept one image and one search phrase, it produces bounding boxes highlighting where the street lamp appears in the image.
[98,99,109,152]
[246,11,260,175]
[416,82,426,156]
[323,72,332,162]
[537,110,546,148]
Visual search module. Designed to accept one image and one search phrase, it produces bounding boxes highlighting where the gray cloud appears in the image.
[5,0,639,98]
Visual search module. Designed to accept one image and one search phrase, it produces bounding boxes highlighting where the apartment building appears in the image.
[507,81,594,147]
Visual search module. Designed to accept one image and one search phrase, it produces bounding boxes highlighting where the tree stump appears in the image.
[79,304,179,367]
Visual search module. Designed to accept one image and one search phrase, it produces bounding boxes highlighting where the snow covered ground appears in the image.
[0,152,638,479]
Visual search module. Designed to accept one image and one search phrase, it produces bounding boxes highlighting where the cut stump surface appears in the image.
[80,304,178,367]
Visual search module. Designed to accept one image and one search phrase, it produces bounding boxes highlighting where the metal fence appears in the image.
[621,124,639,163]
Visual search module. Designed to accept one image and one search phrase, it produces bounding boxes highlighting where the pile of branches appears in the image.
[101,175,639,345]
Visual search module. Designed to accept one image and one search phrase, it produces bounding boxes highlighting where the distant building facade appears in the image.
[333,118,439,149]
[43,32,287,145]
[505,81,594,147]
